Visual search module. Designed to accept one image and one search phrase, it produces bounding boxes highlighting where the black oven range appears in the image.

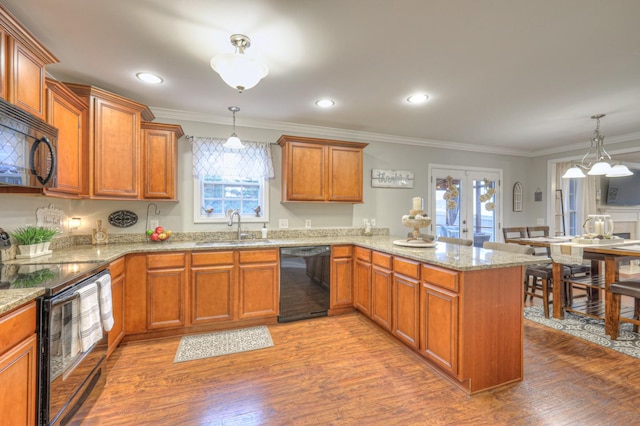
[1,261,112,425]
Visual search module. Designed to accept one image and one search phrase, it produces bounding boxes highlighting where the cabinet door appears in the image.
[45,79,87,196]
[353,258,372,317]
[328,145,363,202]
[392,274,420,348]
[7,37,46,119]
[420,282,459,375]
[0,28,6,101]
[92,96,141,198]
[191,251,236,324]
[285,142,326,201]
[330,246,353,308]
[141,122,183,200]
[372,265,393,331]
[147,255,187,330]
[238,249,279,319]
[0,334,37,426]
[107,257,125,357]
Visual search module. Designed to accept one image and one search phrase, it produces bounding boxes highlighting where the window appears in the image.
[192,138,274,223]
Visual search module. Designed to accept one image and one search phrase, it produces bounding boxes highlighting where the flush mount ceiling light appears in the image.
[210,34,269,93]
[406,93,429,104]
[562,114,633,179]
[315,99,335,108]
[224,106,244,149]
[136,72,163,84]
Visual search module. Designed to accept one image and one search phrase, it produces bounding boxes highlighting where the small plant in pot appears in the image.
[10,226,59,257]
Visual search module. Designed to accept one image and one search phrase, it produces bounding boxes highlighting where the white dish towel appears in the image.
[97,274,114,332]
[76,283,103,352]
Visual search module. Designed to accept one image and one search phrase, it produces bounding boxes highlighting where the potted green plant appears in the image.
[10,226,59,257]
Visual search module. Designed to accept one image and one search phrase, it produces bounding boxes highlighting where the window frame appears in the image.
[193,175,269,224]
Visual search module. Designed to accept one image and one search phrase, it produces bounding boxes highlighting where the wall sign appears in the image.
[371,169,414,188]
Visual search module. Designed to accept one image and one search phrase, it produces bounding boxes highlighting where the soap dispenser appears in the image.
[261,223,268,239]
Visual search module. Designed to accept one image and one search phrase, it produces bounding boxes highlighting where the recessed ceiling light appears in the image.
[136,72,163,84]
[406,93,429,104]
[315,99,335,108]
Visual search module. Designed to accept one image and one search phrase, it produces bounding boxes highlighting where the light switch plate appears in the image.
[279,219,289,229]
[370,218,376,227]
[305,219,311,228]
[536,218,544,225]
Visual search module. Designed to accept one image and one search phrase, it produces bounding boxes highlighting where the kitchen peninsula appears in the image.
[1,235,543,394]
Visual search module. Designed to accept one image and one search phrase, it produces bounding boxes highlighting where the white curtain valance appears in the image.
[191,137,275,180]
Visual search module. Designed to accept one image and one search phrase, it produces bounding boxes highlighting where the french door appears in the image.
[429,166,501,247]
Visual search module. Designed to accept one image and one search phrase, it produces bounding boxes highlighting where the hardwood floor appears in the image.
[74,310,640,425]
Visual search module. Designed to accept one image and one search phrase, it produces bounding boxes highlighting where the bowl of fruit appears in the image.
[146,226,172,242]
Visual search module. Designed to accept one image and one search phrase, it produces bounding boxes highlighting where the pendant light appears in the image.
[224,106,244,149]
[562,114,633,178]
[210,34,268,93]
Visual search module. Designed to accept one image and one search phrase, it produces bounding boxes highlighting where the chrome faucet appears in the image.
[228,209,242,240]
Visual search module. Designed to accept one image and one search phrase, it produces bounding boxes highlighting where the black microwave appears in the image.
[0,97,58,188]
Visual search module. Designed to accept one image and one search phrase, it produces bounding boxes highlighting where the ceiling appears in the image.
[4,0,640,157]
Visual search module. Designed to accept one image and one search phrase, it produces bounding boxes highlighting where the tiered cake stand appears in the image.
[394,209,436,247]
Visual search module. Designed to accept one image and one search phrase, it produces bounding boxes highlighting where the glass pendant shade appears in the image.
[605,164,633,177]
[562,166,586,179]
[223,134,244,149]
[211,34,268,92]
[587,161,612,175]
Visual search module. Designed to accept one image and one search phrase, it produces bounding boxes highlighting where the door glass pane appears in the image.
[472,178,496,246]
[434,176,461,238]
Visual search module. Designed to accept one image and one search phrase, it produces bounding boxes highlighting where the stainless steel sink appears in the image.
[194,240,271,246]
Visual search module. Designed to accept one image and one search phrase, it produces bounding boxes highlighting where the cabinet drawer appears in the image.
[238,249,278,264]
[0,302,36,355]
[332,245,353,258]
[421,264,459,292]
[372,251,392,269]
[110,256,125,277]
[147,253,186,269]
[192,251,235,267]
[354,247,371,262]
[393,257,420,279]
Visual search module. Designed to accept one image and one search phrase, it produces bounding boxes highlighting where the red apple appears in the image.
[150,232,159,241]
[155,226,164,234]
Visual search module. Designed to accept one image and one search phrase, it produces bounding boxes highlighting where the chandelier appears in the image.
[210,34,268,93]
[562,114,633,179]
[223,106,244,149]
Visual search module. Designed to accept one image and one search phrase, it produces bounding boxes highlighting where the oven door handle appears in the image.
[52,292,80,307]
[29,136,56,185]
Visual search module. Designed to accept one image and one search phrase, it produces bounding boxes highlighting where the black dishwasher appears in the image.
[279,246,331,323]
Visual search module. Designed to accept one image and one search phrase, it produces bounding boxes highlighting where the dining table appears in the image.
[505,236,640,337]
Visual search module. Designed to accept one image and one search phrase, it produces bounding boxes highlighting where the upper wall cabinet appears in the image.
[0,5,58,120]
[65,83,155,199]
[44,78,88,198]
[141,121,184,200]
[278,135,368,203]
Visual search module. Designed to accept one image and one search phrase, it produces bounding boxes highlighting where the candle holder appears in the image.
[401,209,432,242]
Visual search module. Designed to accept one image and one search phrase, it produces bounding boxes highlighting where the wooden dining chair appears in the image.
[502,227,526,242]
[437,236,473,246]
[606,280,640,340]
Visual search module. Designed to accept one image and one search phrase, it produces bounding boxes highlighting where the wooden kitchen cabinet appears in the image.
[141,121,184,200]
[278,135,368,203]
[107,257,125,357]
[371,251,393,331]
[330,245,353,311]
[0,302,38,426]
[392,257,420,349]
[353,247,372,317]
[65,83,154,199]
[0,5,58,119]
[238,249,279,320]
[190,250,236,324]
[146,252,188,330]
[45,78,88,197]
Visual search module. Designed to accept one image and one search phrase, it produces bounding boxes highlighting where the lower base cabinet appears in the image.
[420,282,459,374]
[238,249,279,319]
[371,252,393,331]
[190,251,236,324]
[392,258,421,349]
[0,302,38,426]
[107,257,125,357]
[147,253,188,330]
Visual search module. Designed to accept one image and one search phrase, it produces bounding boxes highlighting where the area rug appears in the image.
[524,306,640,359]
[173,326,273,363]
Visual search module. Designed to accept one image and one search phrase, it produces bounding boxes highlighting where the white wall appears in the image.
[0,117,536,238]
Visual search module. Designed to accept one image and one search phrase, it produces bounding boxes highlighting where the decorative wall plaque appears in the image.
[35,204,64,231]
[108,210,138,228]
[371,169,414,188]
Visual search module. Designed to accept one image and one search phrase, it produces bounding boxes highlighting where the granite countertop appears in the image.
[0,235,547,315]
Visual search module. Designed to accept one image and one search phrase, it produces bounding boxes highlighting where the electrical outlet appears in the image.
[370,218,376,227]
[363,218,369,226]
[305,219,311,228]
[279,219,289,229]
[149,220,159,230]
[537,218,544,225]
